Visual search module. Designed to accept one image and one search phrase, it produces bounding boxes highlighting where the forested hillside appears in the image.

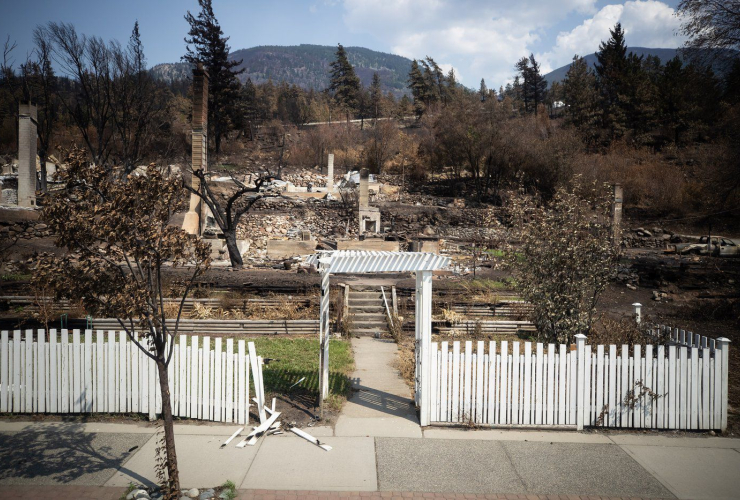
[151,44,412,97]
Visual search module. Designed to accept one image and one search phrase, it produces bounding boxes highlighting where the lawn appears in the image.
[210,336,354,410]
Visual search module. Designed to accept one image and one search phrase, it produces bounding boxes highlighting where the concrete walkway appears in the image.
[1,420,740,498]
[0,420,740,498]
[335,337,422,438]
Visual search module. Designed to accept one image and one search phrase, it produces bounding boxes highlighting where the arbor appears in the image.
[328,43,361,121]
[479,78,488,101]
[183,0,245,156]
[35,148,211,496]
[504,180,618,344]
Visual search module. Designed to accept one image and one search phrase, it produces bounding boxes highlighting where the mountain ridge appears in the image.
[544,47,736,85]
[151,44,413,97]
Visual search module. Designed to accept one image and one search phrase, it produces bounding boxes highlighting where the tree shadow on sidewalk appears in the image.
[0,421,152,485]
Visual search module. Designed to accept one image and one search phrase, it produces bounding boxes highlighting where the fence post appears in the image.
[717,337,731,432]
[575,334,587,430]
[632,303,642,325]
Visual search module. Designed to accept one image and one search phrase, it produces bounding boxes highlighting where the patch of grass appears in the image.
[461,278,514,291]
[220,480,237,500]
[119,483,137,500]
[0,273,32,282]
[231,337,354,408]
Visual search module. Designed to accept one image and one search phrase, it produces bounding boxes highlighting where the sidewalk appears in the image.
[1,420,739,499]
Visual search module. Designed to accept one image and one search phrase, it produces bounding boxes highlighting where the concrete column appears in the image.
[633,302,642,325]
[183,64,209,235]
[418,270,433,426]
[18,101,37,207]
[612,183,623,247]
[326,154,334,191]
[319,268,331,400]
[359,168,369,208]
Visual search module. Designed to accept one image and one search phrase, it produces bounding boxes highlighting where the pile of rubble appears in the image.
[622,227,676,249]
[281,169,332,188]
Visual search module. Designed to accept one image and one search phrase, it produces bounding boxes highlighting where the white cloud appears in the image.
[540,1,686,73]
[339,0,684,87]
[341,0,597,86]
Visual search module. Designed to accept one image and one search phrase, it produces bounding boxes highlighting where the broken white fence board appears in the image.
[248,342,265,424]
[289,426,332,451]
[222,427,244,448]
[238,340,246,425]
[237,411,281,447]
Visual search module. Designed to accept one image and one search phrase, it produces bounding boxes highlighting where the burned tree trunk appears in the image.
[223,232,244,269]
[157,359,181,495]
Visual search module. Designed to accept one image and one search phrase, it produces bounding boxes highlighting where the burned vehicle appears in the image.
[666,236,740,257]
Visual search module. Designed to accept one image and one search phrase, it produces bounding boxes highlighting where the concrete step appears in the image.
[352,320,388,328]
[351,328,389,335]
[348,298,384,305]
[352,314,386,323]
[349,305,385,314]
[348,292,383,299]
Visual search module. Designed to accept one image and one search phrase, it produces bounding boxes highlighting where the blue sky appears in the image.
[0,0,685,87]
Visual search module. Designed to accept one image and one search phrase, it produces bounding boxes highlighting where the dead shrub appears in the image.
[589,314,669,346]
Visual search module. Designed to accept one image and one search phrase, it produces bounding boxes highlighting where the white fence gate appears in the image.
[0,329,253,424]
[429,329,730,431]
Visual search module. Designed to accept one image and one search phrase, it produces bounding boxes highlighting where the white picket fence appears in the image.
[430,334,730,431]
[0,329,254,424]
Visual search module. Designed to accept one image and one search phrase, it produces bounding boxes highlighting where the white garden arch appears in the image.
[306,250,450,425]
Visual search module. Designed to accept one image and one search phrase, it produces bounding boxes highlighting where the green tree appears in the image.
[479,78,488,101]
[35,148,211,497]
[183,0,245,156]
[328,43,361,122]
[369,71,382,121]
[407,59,427,117]
[595,23,629,138]
[562,55,600,142]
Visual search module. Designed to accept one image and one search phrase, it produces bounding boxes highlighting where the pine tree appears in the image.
[479,78,488,101]
[407,59,427,117]
[515,57,532,112]
[183,0,245,156]
[562,55,600,142]
[369,72,382,121]
[527,54,548,115]
[328,43,361,122]
[594,23,629,138]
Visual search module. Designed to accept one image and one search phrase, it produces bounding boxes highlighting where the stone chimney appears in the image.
[18,101,37,207]
[326,154,334,191]
[359,168,369,208]
[612,183,623,246]
[182,64,209,235]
